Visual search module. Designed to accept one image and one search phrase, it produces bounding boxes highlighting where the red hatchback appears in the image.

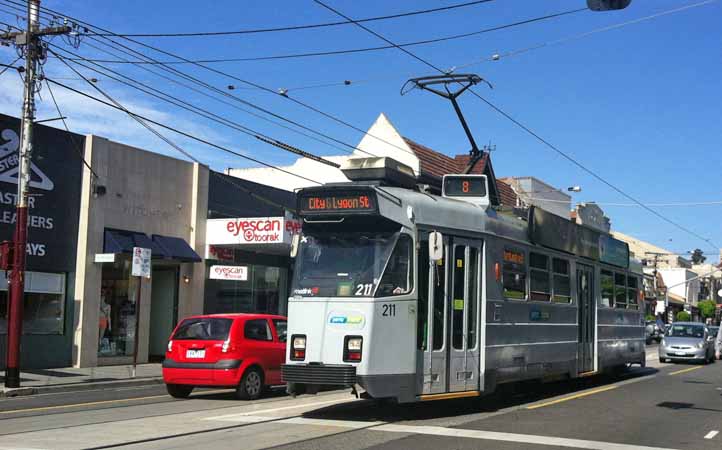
[162,313,287,400]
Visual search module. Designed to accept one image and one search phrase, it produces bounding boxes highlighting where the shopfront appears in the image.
[0,114,83,369]
[204,215,300,316]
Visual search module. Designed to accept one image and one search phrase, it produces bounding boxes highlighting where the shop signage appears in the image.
[0,114,83,272]
[210,265,248,281]
[131,247,151,278]
[206,215,301,246]
[94,253,116,263]
[207,245,234,261]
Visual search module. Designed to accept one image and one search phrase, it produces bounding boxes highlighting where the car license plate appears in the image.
[675,352,685,356]
[186,349,205,358]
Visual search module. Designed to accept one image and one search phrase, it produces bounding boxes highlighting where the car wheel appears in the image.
[659,358,666,363]
[236,367,264,401]
[166,384,193,399]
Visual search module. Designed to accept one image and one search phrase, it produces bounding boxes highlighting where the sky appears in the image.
[0,0,720,262]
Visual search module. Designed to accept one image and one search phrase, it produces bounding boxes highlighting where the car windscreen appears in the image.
[173,318,233,340]
[667,325,704,338]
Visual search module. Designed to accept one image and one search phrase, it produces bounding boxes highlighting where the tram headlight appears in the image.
[344,336,363,362]
[291,335,306,361]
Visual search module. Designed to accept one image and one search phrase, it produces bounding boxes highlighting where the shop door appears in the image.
[149,268,179,359]
[577,264,595,373]
[448,240,482,392]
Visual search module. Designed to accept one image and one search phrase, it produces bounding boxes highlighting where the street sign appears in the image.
[131,247,151,278]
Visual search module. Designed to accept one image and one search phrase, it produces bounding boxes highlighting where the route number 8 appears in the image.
[462,181,470,193]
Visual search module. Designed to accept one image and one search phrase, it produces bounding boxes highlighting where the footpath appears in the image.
[0,363,162,398]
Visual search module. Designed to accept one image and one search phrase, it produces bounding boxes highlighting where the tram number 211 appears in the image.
[382,304,396,317]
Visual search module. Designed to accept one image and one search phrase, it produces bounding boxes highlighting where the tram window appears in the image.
[452,246,465,350]
[468,248,478,350]
[552,258,571,303]
[377,235,413,297]
[614,273,627,308]
[417,239,429,351]
[627,276,639,309]
[432,250,446,351]
[601,270,614,307]
[529,252,551,302]
[502,248,526,300]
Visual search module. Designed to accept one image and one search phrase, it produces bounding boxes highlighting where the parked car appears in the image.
[162,313,287,400]
[658,322,715,364]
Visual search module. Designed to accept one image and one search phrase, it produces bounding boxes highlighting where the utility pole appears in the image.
[645,252,666,323]
[1,0,70,389]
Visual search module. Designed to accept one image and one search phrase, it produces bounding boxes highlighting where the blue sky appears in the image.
[0,0,720,261]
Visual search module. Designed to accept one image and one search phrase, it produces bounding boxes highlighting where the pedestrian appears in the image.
[715,319,722,360]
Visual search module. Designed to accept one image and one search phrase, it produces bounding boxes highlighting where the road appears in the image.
[2,344,722,450]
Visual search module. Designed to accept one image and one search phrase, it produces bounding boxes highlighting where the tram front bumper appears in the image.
[281,364,357,395]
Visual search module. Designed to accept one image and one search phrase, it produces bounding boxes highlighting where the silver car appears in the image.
[659,322,715,364]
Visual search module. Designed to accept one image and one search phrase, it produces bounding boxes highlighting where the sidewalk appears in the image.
[0,363,163,398]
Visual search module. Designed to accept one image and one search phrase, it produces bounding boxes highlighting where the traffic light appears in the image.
[587,0,632,11]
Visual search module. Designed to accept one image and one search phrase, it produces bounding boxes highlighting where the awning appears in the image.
[667,293,686,305]
[104,229,164,256]
[152,234,202,263]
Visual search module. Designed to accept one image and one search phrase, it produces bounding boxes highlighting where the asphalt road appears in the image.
[2,345,721,450]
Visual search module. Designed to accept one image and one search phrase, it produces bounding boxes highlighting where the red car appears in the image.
[162,313,287,400]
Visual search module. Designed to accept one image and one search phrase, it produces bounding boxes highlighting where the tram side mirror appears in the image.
[290,234,300,258]
[587,0,631,11]
[429,232,443,262]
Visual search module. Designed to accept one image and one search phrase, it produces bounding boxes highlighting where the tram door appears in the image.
[448,240,482,392]
[420,236,482,395]
[577,264,595,373]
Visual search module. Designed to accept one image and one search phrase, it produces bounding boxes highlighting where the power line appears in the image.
[0,56,20,76]
[3,0,433,160]
[89,0,495,37]
[526,197,722,207]
[44,75,323,185]
[66,8,586,65]
[313,0,719,250]
[49,42,356,162]
[42,77,100,177]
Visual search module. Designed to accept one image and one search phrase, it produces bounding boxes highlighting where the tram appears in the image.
[281,157,645,403]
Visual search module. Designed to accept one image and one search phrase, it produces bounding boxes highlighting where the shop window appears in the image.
[552,258,571,303]
[615,272,627,309]
[244,319,272,341]
[601,270,614,307]
[529,252,551,301]
[0,272,65,335]
[503,248,526,300]
[627,276,639,310]
[205,264,288,316]
[99,261,138,357]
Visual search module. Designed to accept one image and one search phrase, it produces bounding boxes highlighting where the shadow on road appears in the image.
[301,367,658,423]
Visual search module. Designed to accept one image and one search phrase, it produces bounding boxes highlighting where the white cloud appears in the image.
[0,60,255,171]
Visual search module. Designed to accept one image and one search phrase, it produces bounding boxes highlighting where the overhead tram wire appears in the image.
[0,56,20,76]
[62,8,587,65]
[5,0,424,160]
[55,40,357,157]
[43,74,323,186]
[312,0,720,250]
[0,0,385,160]
[90,0,496,37]
[49,48,344,169]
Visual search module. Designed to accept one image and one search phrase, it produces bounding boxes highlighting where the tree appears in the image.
[698,300,716,319]
[690,248,706,264]
[676,311,691,322]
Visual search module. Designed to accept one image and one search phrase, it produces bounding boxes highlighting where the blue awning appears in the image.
[104,229,164,256]
[152,234,202,263]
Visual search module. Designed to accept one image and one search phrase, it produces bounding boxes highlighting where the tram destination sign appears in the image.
[299,190,378,215]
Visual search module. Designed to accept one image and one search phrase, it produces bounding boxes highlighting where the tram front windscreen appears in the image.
[291,231,412,298]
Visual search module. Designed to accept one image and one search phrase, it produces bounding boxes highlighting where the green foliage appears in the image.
[698,299,716,319]
[645,314,655,322]
[675,311,691,322]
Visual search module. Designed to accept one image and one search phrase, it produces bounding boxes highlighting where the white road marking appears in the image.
[204,397,356,421]
[211,415,679,450]
[375,424,678,450]
[704,430,718,439]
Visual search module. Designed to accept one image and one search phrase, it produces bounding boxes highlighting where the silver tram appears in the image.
[281,157,645,403]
